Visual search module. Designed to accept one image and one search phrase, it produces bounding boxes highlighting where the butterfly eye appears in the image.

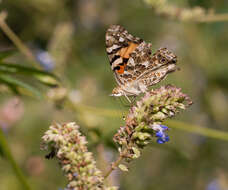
[172,58,177,63]
[161,58,166,63]
[157,54,161,58]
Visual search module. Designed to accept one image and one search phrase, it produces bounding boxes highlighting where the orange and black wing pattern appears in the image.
[105,25,143,84]
[105,25,177,87]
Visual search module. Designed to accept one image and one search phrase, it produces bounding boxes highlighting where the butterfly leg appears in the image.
[124,93,132,103]
[131,95,137,104]
[118,96,131,107]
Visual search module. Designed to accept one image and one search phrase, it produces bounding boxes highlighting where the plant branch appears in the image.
[64,96,126,118]
[165,120,228,141]
[0,11,39,68]
[144,0,228,23]
[196,13,228,22]
[0,128,31,190]
[104,151,126,179]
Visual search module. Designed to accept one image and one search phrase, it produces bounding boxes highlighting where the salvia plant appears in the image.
[42,122,118,190]
[42,84,192,190]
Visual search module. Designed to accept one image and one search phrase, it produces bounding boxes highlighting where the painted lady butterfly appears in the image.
[106,25,177,102]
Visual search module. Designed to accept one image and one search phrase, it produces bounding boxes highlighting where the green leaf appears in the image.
[0,74,42,98]
[0,50,16,61]
[0,63,60,87]
[35,75,59,87]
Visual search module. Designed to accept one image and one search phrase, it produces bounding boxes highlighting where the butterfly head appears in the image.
[110,86,124,97]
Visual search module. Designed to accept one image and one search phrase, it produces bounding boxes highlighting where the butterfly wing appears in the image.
[136,47,178,87]
[105,25,177,88]
[105,25,143,85]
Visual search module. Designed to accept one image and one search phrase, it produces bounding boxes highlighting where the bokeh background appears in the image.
[0,0,228,189]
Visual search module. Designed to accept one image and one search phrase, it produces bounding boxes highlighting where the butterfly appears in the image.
[105,25,178,102]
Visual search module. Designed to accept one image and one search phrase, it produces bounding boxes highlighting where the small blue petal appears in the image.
[206,180,220,190]
[157,138,165,144]
[160,125,168,130]
[155,131,164,138]
[35,50,55,71]
[165,135,170,142]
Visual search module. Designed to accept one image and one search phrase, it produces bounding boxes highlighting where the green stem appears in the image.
[0,11,39,68]
[104,155,124,179]
[104,149,127,179]
[196,13,228,22]
[165,120,228,141]
[64,97,126,118]
[0,128,31,190]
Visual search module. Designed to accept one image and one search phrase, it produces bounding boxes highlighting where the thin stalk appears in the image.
[0,11,38,68]
[0,128,31,190]
[165,120,228,141]
[96,144,113,186]
[64,97,126,118]
[196,13,228,22]
[104,154,124,179]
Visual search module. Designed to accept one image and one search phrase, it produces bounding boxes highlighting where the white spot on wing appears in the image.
[141,61,149,67]
[112,58,123,69]
[119,37,124,42]
[129,57,135,66]
[107,44,120,53]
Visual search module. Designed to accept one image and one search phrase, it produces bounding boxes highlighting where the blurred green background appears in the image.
[0,0,228,189]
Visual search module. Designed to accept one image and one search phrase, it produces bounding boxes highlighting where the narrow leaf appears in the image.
[0,74,42,98]
[0,49,16,61]
[0,63,59,87]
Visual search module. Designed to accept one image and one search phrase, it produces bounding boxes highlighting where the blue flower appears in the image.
[152,124,170,144]
[155,131,163,138]
[206,179,220,190]
[160,125,168,130]
[35,50,55,71]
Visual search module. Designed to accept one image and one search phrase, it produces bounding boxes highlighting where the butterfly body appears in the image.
[106,25,177,100]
